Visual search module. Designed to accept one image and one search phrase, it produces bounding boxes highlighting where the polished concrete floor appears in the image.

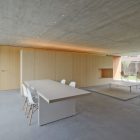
[0,90,140,140]
[86,85,140,100]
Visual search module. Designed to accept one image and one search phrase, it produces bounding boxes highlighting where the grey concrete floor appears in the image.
[0,90,140,140]
[86,85,140,100]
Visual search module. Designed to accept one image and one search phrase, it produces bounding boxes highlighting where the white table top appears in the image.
[25,80,91,103]
[110,80,140,87]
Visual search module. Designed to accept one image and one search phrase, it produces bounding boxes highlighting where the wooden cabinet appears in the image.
[20,48,113,88]
[34,50,55,80]
[55,51,73,82]
[73,53,87,87]
[0,46,20,90]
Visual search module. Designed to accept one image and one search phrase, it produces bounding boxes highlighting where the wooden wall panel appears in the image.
[80,54,87,87]
[72,53,87,87]
[94,56,113,85]
[20,48,35,82]
[21,48,113,88]
[0,46,20,90]
[113,56,121,79]
[34,50,55,80]
[7,47,20,89]
[55,52,73,82]
[0,47,9,90]
[72,53,81,87]
[86,55,96,86]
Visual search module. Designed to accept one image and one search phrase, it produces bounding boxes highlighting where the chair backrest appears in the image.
[69,81,76,88]
[22,84,28,97]
[26,88,35,105]
[61,79,66,84]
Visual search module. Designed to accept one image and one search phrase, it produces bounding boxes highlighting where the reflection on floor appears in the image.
[0,90,140,140]
[86,85,140,101]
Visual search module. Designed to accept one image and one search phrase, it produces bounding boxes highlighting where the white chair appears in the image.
[69,81,76,88]
[26,88,38,125]
[22,84,28,113]
[61,79,66,84]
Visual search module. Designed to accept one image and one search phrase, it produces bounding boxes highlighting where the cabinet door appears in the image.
[73,53,87,87]
[0,46,20,90]
[55,52,73,82]
[34,50,55,80]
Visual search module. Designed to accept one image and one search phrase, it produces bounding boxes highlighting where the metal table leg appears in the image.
[130,86,131,93]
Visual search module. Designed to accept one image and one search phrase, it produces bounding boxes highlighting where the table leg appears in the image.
[38,96,76,126]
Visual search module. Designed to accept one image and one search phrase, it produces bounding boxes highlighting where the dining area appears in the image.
[1,83,140,140]
[22,79,90,126]
[1,0,140,139]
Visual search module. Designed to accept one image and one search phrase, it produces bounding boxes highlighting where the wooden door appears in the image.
[0,46,20,90]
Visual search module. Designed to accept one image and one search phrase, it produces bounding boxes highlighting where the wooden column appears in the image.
[113,56,121,80]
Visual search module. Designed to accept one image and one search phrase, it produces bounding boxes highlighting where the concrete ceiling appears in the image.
[0,0,140,55]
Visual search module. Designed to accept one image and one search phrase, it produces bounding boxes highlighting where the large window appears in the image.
[121,56,140,81]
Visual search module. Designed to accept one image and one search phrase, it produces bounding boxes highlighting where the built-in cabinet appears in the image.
[55,52,73,82]
[0,46,114,90]
[0,46,20,90]
[34,50,56,80]
[21,48,113,87]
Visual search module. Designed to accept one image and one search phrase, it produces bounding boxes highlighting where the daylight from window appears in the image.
[121,55,140,81]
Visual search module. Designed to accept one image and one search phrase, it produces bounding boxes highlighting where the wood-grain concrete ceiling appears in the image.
[0,0,140,55]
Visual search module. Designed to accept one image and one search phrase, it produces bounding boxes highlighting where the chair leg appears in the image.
[33,106,38,113]
[29,105,33,125]
[25,102,29,115]
[27,105,32,118]
[23,97,27,110]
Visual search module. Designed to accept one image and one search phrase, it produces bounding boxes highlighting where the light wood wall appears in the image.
[113,56,121,79]
[55,52,73,82]
[21,48,113,87]
[34,50,56,80]
[0,46,20,90]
